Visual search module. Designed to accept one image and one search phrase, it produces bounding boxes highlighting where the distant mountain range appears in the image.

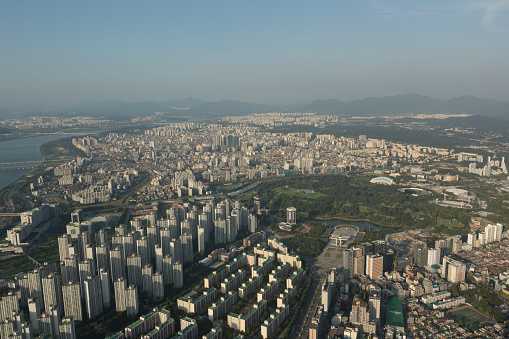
[1,94,509,119]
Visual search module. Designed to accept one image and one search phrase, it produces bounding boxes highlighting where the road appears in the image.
[292,274,321,339]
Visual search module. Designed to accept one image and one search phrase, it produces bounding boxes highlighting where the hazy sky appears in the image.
[1,0,509,106]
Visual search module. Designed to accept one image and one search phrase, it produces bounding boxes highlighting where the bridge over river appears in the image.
[0,161,44,172]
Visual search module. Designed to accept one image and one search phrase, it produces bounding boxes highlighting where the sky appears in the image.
[1,0,509,106]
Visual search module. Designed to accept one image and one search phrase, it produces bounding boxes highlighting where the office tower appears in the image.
[114,278,127,312]
[62,282,82,321]
[412,241,428,268]
[142,264,153,294]
[127,254,142,287]
[99,268,111,308]
[62,255,79,285]
[366,254,384,279]
[137,237,149,267]
[125,285,139,317]
[173,261,183,288]
[42,273,63,315]
[372,240,386,255]
[95,229,107,246]
[215,219,226,244]
[181,233,193,263]
[58,234,72,262]
[59,316,76,339]
[84,276,103,319]
[369,291,381,329]
[342,248,354,278]
[427,248,441,269]
[28,298,42,333]
[147,226,158,259]
[152,271,164,301]
[249,214,257,233]
[160,227,172,256]
[0,291,19,322]
[155,245,163,272]
[110,246,125,283]
[383,249,395,273]
[93,247,109,282]
[78,260,93,298]
[198,226,205,254]
[286,207,297,225]
[170,238,182,263]
[352,246,365,276]
[162,255,173,285]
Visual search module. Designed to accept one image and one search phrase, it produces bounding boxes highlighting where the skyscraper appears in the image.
[137,237,149,267]
[114,277,127,312]
[110,246,125,283]
[412,241,428,268]
[99,268,111,308]
[181,233,193,263]
[162,255,173,285]
[173,261,183,288]
[125,285,139,317]
[142,264,153,294]
[198,226,205,254]
[152,271,164,301]
[286,207,296,225]
[62,255,79,285]
[59,316,77,339]
[366,254,384,279]
[127,254,142,287]
[62,282,82,321]
[58,234,72,262]
[42,272,63,315]
[83,276,103,319]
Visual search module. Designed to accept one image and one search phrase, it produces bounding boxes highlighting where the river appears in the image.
[0,132,104,190]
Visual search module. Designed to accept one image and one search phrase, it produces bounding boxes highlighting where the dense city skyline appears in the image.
[1,1,509,107]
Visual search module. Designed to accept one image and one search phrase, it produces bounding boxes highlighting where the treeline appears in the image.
[39,137,87,158]
[256,175,472,232]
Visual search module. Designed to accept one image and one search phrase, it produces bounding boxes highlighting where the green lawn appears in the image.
[437,218,464,229]
[324,252,331,257]
[448,306,491,326]
[274,187,327,199]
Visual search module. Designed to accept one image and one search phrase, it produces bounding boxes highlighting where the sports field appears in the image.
[448,306,491,326]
